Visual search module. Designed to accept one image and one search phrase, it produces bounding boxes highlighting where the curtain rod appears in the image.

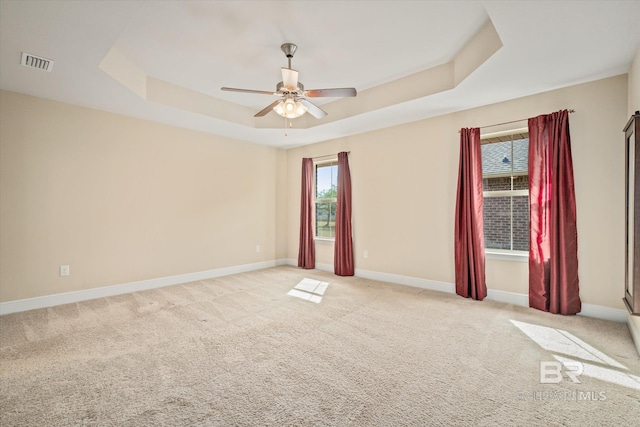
[458,109,575,133]
[312,151,350,161]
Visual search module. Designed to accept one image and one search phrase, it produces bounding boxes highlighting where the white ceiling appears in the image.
[1,1,639,149]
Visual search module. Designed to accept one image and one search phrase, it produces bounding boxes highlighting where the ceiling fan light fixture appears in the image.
[284,98,296,112]
[295,102,307,116]
[273,98,307,119]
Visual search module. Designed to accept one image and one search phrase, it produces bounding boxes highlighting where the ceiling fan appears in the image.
[221,43,357,120]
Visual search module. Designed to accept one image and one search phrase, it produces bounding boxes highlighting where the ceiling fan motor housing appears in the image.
[276,81,304,95]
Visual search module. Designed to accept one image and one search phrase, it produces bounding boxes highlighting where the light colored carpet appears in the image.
[1,266,639,426]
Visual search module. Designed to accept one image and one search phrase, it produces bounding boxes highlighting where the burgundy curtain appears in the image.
[528,110,581,314]
[298,158,315,269]
[454,128,487,300]
[334,152,354,276]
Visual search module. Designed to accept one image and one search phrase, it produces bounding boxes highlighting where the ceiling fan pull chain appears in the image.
[284,117,295,136]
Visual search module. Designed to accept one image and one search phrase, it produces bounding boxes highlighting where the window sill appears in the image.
[314,237,335,243]
[486,250,528,262]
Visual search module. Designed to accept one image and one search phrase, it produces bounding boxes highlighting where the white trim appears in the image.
[485,288,530,306]
[0,260,277,316]
[486,250,529,262]
[314,237,335,243]
[481,127,528,139]
[8,258,624,323]
[484,289,627,322]
[315,262,334,273]
[290,260,627,323]
[313,157,338,166]
[284,258,333,273]
[483,189,528,198]
[482,172,528,179]
[354,268,455,294]
[579,303,628,323]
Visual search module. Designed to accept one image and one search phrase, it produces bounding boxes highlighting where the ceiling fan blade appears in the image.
[281,68,299,91]
[299,98,327,119]
[305,88,357,98]
[254,100,281,117]
[221,87,276,95]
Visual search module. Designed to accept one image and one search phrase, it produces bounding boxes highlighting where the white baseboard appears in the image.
[0,260,278,316]
[485,289,530,306]
[283,258,334,273]
[315,262,334,273]
[357,269,626,322]
[4,259,628,324]
[284,259,627,323]
[579,303,628,323]
[354,268,455,294]
[486,291,625,322]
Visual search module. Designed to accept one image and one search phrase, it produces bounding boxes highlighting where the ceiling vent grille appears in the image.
[21,52,54,72]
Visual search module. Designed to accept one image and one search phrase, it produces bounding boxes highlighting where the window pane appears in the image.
[483,196,512,250]
[512,195,529,251]
[483,195,530,251]
[315,202,336,238]
[512,137,529,174]
[483,175,528,192]
[513,174,528,190]
[316,164,338,199]
[481,138,528,177]
[483,176,512,191]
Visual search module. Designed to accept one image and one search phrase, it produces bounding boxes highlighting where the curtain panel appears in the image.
[334,152,354,276]
[298,158,315,269]
[454,128,487,300]
[528,110,581,314]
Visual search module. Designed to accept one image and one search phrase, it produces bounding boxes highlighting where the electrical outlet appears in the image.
[363,250,368,258]
[256,245,261,253]
[60,265,70,276]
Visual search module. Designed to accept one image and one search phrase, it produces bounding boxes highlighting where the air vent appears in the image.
[21,52,54,72]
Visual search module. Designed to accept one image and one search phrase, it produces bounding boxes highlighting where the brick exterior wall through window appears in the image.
[483,190,529,251]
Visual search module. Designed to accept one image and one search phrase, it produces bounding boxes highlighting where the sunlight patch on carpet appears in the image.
[553,355,640,391]
[287,278,329,303]
[510,320,625,368]
[294,278,329,295]
[510,319,640,391]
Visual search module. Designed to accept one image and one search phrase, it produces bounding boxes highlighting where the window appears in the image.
[481,131,529,254]
[315,160,338,239]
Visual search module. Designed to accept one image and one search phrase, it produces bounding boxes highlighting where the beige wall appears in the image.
[0,74,631,310]
[0,90,282,302]
[629,45,640,117]
[286,75,628,309]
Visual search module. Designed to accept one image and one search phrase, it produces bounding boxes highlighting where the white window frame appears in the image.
[481,128,529,262]
[313,158,338,241]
